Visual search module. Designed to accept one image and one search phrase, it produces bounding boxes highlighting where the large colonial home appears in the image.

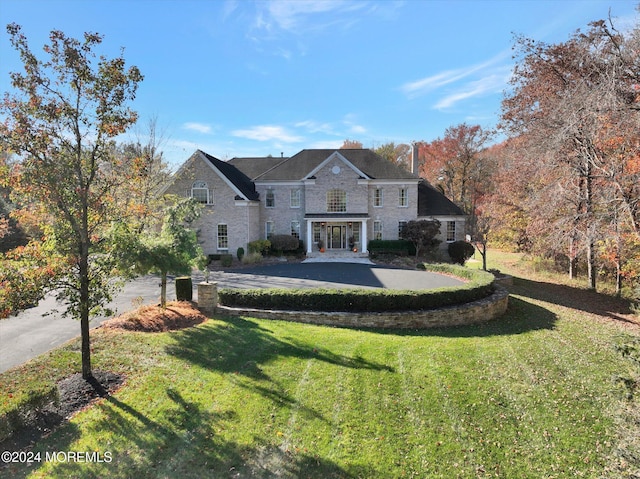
[161,148,466,256]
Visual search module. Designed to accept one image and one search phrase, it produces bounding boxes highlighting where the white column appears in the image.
[361,219,368,253]
[306,220,313,253]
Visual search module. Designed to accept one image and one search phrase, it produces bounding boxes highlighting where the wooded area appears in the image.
[415,16,640,299]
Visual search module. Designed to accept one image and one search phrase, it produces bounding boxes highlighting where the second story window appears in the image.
[327,189,346,212]
[266,189,275,208]
[398,187,408,207]
[191,181,211,204]
[290,189,301,208]
[374,188,383,207]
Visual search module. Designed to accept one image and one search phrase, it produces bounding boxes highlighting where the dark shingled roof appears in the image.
[418,180,465,216]
[199,150,259,201]
[255,149,418,181]
[227,156,288,180]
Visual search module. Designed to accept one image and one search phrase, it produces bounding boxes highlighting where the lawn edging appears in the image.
[217,285,509,329]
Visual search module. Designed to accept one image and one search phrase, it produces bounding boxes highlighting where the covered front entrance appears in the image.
[304,215,369,254]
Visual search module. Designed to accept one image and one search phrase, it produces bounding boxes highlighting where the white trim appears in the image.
[368,179,419,185]
[254,180,305,187]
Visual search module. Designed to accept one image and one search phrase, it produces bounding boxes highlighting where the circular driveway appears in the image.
[211,262,464,290]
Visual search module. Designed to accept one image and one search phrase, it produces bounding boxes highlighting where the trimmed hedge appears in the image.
[219,264,495,313]
[368,239,416,256]
[270,234,300,252]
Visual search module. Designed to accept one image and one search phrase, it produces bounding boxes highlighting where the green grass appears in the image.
[1,251,639,478]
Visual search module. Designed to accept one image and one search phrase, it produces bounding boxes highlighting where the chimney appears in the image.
[411,142,419,175]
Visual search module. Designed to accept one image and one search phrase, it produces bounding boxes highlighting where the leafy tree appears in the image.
[340,139,363,149]
[117,197,205,308]
[374,142,411,169]
[501,16,640,290]
[417,123,493,215]
[399,219,441,258]
[0,24,143,379]
[116,117,173,232]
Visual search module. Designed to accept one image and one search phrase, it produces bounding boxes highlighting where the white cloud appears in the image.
[295,120,338,135]
[342,114,367,135]
[401,50,511,99]
[231,125,303,143]
[434,68,512,110]
[183,122,213,134]
[262,0,368,32]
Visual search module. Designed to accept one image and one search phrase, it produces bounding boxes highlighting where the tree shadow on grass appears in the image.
[510,276,637,325]
[27,386,363,478]
[165,316,394,376]
[387,295,558,339]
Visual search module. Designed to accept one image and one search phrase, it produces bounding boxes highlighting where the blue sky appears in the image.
[1,0,638,168]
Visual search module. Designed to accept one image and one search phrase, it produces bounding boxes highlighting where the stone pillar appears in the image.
[198,281,218,314]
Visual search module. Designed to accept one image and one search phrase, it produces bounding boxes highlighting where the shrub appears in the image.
[248,239,271,255]
[270,234,299,253]
[448,241,475,265]
[242,252,263,265]
[368,240,416,256]
[220,254,233,267]
[175,277,193,301]
[400,219,441,257]
[219,264,495,313]
[237,247,245,261]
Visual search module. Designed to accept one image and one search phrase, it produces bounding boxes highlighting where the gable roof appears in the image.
[227,156,288,180]
[198,151,259,201]
[417,180,466,216]
[254,149,418,181]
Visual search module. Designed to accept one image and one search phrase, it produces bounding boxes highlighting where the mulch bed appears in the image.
[0,370,124,455]
[101,300,207,332]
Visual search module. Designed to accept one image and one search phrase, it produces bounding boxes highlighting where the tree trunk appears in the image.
[79,243,92,380]
[160,271,167,309]
[568,235,577,280]
[584,155,597,290]
[586,240,597,290]
[479,242,487,271]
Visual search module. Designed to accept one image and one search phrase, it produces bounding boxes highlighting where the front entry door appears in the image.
[329,225,346,249]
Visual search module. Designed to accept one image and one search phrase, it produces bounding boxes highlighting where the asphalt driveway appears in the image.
[216,262,463,290]
[1,263,463,373]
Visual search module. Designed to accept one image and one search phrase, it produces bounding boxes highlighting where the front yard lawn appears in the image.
[1,252,639,478]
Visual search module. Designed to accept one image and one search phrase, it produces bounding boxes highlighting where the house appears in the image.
[161,148,466,256]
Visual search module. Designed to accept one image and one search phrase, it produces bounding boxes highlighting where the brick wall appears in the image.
[163,152,258,255]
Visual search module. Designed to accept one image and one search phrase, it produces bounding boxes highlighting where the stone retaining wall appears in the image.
[215,286,509,329]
